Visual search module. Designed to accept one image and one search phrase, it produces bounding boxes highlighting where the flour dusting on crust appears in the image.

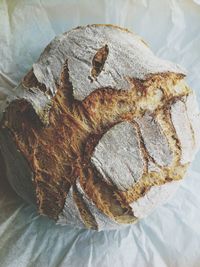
[130,180,182,218]
[57,186,85,228]
[170,99,195,164]
[184,93,200,152]
[147,161,161,173]
[91,121,144,191]
[32,25,185,100]
[135,112,173,167]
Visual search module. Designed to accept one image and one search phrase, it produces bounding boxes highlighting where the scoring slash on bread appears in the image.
[0,24,200,230]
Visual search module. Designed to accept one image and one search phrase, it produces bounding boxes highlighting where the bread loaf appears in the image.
[0,24,200,230]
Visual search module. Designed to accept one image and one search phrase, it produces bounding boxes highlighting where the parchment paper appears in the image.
[0,0,200,266]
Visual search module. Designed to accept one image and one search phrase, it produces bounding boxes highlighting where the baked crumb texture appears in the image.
[1,25,200,230]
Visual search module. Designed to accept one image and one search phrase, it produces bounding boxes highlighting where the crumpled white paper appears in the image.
[0,0,200,266]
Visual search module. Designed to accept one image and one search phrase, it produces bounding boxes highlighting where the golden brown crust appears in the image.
[2,64,189,223]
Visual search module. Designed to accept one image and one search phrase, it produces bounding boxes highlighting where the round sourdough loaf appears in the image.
[0,24,200,230]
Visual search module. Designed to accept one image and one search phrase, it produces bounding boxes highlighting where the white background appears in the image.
[0,1,200,266]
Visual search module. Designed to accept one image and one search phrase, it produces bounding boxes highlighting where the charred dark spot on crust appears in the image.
[91,44,109,80]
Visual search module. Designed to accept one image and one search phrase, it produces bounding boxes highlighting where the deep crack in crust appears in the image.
[0,24,196,229]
